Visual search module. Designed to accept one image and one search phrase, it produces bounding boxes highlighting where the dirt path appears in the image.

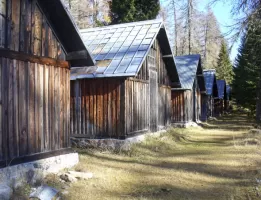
[65,113,261,200]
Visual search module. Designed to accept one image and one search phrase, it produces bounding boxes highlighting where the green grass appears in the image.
[64,113,261,200]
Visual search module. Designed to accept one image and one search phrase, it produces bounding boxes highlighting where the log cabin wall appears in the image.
[0,0,70,165]
[71,78,125,139]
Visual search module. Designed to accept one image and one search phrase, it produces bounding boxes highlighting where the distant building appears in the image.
[171,54,206,124]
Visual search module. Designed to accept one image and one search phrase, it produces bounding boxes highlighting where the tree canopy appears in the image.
[216,40,234,84]
[110,0,160,24]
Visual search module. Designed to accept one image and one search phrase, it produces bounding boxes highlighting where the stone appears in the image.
[0,184,13,200]
[0,153,79,190]
[60,173,77,183]
[68,171,93,180]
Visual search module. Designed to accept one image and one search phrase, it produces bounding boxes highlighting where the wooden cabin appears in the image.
[171,54,206,124]
[215,80,227,116]
[70,19,180,139]
[0,0,94,168]
[202,69,218,120]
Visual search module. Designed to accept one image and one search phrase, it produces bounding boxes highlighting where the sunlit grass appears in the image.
[64,113,261,200]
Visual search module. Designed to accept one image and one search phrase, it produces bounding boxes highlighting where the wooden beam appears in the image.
[66,50,89,61]
[162,54,173,58]
[0,48,69,68]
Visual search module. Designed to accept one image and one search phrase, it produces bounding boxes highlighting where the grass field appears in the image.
[63,113,261,200]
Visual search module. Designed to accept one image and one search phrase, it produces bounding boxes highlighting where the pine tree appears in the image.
[216,40,234,84]
[233,23,261,114]
[110,0,160,24]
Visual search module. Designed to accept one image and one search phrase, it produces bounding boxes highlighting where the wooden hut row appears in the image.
[171,54,206,124]
[202,69,218,120]
[70,19,181,139]
[215,80,227,116]
[0,0,94,168]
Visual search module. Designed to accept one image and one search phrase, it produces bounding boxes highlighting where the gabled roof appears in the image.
[71,19,179,83]
[38,0,94,66]
[203,69,217,95]
[174,54,205,91]
[217,80,227,99]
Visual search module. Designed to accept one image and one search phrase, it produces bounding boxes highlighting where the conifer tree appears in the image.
[110,0,160,24]
[216,40,234,84]
[233,23,261,114]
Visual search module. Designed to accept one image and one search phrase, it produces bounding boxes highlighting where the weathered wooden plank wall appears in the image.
[0,58,69,161]
[125,79,149,136]
[0,0,65,58]
[171,91,185,122]
[71,78,125,139]
[158,86,171,127]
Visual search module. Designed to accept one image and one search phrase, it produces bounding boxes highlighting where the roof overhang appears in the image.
[38,0,94,67]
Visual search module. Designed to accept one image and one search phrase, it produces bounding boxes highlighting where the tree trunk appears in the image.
[172,0,178,56]
[188,0,192,55]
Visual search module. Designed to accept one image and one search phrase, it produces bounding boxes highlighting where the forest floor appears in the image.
[64,112,261,200]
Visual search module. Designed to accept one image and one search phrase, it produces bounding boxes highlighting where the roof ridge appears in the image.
[80,18,163,33]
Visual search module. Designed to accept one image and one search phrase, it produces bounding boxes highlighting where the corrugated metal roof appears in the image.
[174,54,200,90]
[71,19,172,79]
[217,80,226,99]
[203,69,216,95]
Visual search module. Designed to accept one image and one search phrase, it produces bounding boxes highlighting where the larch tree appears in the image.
[110,0,160,24]
[216,40,234,84]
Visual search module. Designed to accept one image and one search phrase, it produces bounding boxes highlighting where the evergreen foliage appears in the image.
[232,23,261,113]
[110,0,160,24]
[216,40,234,84]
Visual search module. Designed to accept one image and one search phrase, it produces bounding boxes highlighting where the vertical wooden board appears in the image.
[112,80,117,136]
[2,58,8,160]
[85,80,90,136]
[54,67,60,149]
[33,6,42,56]
[51,33,57,59]
[6,0,11,49]
[41,18,47,57]
[59,68,64,148]
[0,0,6,48]
[70,83,74,136]
[116,80,120,137]
[73,80,78,136]
[93,82,97,136]
[96,79,100,136]
[44,65,49,151]
[0,58,2,160]
[28,62,35,154]
[99,79,104,136]
[19,0,26,52]
[107,81,112,137]
[49,65,55,150]
[24,0,31,53]
[39,64,44,152]
[30,0,35,54]
[48,27,52,58]
[19,61,28,156]
[11,0,20,51]
[77,80,81,136]
[81,81,85,136]
[8,59,14,159]
[89,80,94,137]
[103,80,108,136]
[67,70,70,146]
[34,63,39,152]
